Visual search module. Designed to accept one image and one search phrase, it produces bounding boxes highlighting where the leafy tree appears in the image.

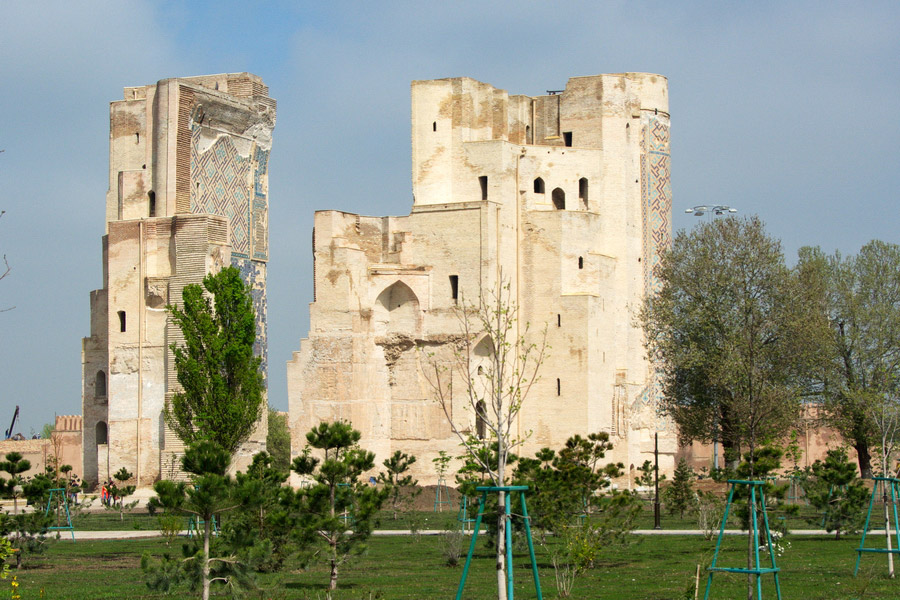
[802,448,868,540]
[796,243,900,477]
[377,450,420,519]
[290,421,388,592]
[145,440,244,600]
[423,276,547,600]
[640,216,825,476]
[0,452,30,514]
[663,457,696,519]
[265,409,291,472]
[166,266,264,455]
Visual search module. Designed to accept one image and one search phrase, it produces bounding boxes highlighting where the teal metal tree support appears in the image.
[44,488,75,542]
[188,516,219,538]
[704,480,781,600]
[854,477,900,576]
[457,495,476,533]
[434,477,453,512]
[456,486,542,600]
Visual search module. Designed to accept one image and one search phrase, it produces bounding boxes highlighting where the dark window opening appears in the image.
[135,132,140,144]
[479,176,488,200]
[95,371,107,397]
[526,125,531,144]
[433,121,437,132]
[557,378,561,396]
[96,421,108,445]
[557,314,561,327]
[450,275,459,303]
[579,178,588,208]
[148,191,156,217]
[552,188,565,210]
[578,256,584,269]
[563,131,572,147]
[118,311,126,333]
[533,177,545,194]
[476,401,486,439]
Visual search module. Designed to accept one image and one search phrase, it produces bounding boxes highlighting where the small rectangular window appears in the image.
[563,132,572,147]
[450,275,459,303]
[479,176,488,200]
[118,310,126,332]
[557,314,561,327]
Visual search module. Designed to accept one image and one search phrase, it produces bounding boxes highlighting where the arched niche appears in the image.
[552,188,565,210]
[96,421,108,445]
[95,371,107,397]
[373,281,420,336]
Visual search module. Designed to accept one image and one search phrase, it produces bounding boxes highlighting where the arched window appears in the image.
[533,177,545,194]
[117,311,126,332]
[552,188,565,210]
[374,281,420,335]
[95,371,107,397]
[96,421,108,445]
[579,178,588,208]
[433,121,437,132]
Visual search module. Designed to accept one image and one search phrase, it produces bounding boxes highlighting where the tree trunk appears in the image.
[329,554,338,591]
[856,441,873,479]
[202,517,211,600]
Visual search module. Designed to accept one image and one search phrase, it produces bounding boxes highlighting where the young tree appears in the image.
[166,266,264,455]
[148,440,242,600]
[0,453,30,514]
[107,467,137,521]
[423,277,547,600]
[663,457,696,519]
[265,409,291,472]
[640,216,824,476]
[803,448,868,540]
[377,450,419,520]
[290,421,388,592]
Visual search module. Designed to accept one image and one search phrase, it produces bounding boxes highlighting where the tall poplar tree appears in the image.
[166,266,264,455]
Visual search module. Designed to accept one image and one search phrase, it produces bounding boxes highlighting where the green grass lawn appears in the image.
[8,526,900,599]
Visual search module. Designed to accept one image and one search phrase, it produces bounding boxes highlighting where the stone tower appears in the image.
[287,73,675,485]
[82,73,275,487]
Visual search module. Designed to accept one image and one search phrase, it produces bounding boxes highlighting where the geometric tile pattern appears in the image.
[640,115,673,429]
[641,116,671,295]
[190,125,251,258]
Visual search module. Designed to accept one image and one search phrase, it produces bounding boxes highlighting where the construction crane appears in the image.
[5,405,19,439]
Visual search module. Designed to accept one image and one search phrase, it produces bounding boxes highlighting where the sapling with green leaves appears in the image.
[803,448,868,540]
[145,440,245,600]
[107,467,137,521]
[377,450,419,520]
[663,458,696,519]
[290,421,388,592]
[0,453,30,514]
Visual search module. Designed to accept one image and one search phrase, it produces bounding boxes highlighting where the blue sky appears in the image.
[1,1,899,435]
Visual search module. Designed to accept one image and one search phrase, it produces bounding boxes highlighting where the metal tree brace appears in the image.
[854,476,900,576]
[704,479,782,600]
[455,486,542,600]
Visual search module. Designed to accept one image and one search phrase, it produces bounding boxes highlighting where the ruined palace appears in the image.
[288,73,676,484]
[82,74,275,487]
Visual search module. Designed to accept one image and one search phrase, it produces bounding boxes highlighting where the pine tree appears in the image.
[663,457,696,519]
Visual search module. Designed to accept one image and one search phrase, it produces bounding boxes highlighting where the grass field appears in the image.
[8,520,900,599]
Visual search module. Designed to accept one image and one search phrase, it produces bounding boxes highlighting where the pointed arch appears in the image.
[374,281,420,335]
[96,421,108,445]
